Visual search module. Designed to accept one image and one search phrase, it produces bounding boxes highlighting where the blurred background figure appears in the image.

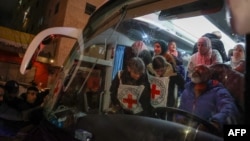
[225,43,245,74]
[4,80,21,109]
[167,40,185,79]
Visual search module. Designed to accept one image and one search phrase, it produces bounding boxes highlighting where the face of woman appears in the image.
[233,45,245,59]
[129,70,142,80]
[197,39,209,55]
[168,42,176,51]
[154,43,162,55]
[154,67,166,77]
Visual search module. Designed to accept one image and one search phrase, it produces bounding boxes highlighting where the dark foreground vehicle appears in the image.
[1,0,248,141]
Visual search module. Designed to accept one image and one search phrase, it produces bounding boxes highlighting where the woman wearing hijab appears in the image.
[187,37,223,78]
[226,43,245,74]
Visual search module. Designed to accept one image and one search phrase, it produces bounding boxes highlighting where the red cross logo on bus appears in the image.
[122,94,137,109]
[151,84,160,99]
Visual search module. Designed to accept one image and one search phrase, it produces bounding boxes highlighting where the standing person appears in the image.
[167,40,183,65]
[192,31,228,62]
[153,40,168,56]
[177,65,241,133]
[187,37,223,78]
[109,57,153,117]
[149,55,185,120]
[153,40,177,71]
[225,43,245,74]
[166,40,185,100]
[167,40,185,79]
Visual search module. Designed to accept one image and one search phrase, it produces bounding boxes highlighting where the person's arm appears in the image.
[210,87,241,127]
[138,79,153,117]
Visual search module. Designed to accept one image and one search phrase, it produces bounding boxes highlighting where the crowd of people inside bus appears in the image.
[108,31,245,134]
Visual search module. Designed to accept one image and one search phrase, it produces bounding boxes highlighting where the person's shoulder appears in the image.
[210,38,224,46]
[209,80,230,92]
[189,53,197,60]
[211,49,221,55]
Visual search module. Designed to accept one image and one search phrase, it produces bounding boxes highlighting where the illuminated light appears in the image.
[184,129,191,135]
[142,34,148,39]
[50,59,54,64]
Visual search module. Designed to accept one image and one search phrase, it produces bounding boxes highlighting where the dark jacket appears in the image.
[179,80,241,127]
[192,33,228,62]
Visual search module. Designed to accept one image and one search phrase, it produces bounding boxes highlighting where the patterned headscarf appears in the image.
[196,37,213,65]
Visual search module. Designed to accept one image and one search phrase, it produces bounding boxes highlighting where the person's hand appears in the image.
[105,104,121,114]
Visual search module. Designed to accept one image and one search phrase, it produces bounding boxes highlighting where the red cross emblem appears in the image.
[122,93,137,109]
[151,84,160,99]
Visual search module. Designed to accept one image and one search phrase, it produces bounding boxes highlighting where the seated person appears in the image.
[109,57,153,117]
[177,65,241,133]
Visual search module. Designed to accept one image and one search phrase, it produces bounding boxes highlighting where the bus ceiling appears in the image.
[82,0,224,43]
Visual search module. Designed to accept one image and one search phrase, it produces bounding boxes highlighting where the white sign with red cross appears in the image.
[148,76,169,108]
[117,84,145,114]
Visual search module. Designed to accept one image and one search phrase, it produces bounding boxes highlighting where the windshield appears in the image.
[46,2,244,139]
[14,1,245,141]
